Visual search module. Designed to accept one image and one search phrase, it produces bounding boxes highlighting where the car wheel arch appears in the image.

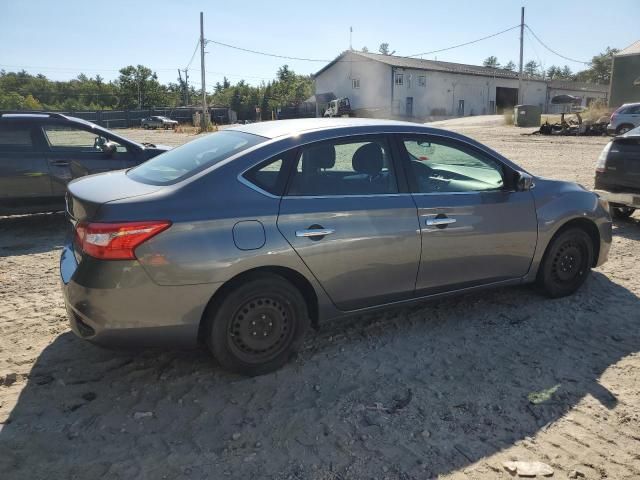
[542,218,601,269]
[197,266,319,344]
[616,123,634,134]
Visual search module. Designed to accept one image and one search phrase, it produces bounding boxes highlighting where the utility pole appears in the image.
[349,26,353,50]
[200,11,208,130]
[178,68,190,106]
[518,6,524,105]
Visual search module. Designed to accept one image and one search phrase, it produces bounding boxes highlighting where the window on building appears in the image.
[407,75,412,88]
[418,75,426,87]
[394,73,404,86]
[352,78,360,89]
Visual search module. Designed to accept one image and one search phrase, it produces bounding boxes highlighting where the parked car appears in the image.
[141,116,178,130]
[595,125,640,219]
[0,112,171,215]
[61,118,612,375]
[607,103,640,135]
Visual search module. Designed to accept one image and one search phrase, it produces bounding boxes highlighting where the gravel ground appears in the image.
[1,120,639,480]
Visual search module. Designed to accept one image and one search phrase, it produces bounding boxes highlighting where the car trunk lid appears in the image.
[66,170,163,222]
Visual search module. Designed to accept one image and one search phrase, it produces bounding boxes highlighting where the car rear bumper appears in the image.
[60,245,220,348]
[594,189,640,209]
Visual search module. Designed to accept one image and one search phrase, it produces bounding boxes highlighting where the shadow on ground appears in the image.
[1,269,639,479]
[0,212,66,257]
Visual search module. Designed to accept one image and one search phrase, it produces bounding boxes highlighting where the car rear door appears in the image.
[397,134,538,295]
[276,135,421,311]
[0,120,54,211]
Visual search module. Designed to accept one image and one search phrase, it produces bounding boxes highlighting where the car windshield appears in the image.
[127,130,266,185]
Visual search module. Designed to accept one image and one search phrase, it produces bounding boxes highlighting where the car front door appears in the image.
[398,135,538,295]
[41,124,130,193]
[0,121,54,212]
[276,135,421,311]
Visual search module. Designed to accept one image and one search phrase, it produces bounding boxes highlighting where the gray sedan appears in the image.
[61,118,612,375]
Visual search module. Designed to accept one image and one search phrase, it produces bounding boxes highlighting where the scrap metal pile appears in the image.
[532,95,609,136]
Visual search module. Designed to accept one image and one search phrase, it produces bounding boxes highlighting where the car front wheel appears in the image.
[205,274,310,376]
[537,227,594,298]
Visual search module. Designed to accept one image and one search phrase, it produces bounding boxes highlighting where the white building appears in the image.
[314,51,608,119]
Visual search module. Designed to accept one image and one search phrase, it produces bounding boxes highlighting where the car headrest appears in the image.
[352,143,384,175]
[302,144,335,171]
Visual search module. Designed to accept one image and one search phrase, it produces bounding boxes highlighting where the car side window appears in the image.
[243,157,287,195]
[403,137,504,193]
[286,137,398,196]
[42,125,127,153]
[0,124,35,152]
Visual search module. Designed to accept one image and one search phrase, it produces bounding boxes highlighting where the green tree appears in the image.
[379,43,393,55]
[483,56,500,69]
[502,60,516,71]
[361,46,369,53]
[524,60,539,76]
[116,65,170,109]
[574,47,619,84]
[546,65,561,79]
[560,65,573,79]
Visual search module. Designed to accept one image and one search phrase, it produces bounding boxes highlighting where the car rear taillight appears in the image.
[74,221,171,260]
[595,141,613,173]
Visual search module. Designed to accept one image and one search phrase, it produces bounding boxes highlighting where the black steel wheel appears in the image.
[206,273,310,376]
[226,295,294,365]
[537,227,594,298]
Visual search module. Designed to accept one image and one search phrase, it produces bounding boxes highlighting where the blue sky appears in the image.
[1,0,638,88]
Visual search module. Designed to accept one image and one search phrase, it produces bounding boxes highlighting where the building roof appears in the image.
[615,40,640,57]
[547,80,609,93]
[315,50,525,80]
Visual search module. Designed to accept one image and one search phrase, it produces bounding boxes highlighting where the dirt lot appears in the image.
[1,120,639,480]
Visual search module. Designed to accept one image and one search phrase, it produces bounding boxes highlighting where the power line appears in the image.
[185,39,200,70]
[205,39,332,62]
[406,25,520,58]
[524,25,590,65]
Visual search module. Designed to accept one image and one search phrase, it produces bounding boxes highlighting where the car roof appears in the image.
[227,117,435,139]
[0,112,144,149]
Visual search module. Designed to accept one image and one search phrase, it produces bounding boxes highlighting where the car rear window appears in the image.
[127,130,265,185]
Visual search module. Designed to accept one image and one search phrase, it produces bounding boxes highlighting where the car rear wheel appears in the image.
[536,227,594,298]
[205,274,310,376]
[611,205,635,219]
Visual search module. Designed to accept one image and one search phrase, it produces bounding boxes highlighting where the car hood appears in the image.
[67,170,164,221]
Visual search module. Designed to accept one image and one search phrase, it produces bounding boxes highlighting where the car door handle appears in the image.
[295,228,335,238]
[50,160,70,167]
[425,217,456,226]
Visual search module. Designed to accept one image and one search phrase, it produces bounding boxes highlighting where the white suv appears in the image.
[608,103,640,135]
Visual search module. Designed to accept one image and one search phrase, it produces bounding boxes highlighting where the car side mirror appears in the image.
[101,141,118,156]
[515,171,534,191]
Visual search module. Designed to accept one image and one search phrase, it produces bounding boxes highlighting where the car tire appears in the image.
[616,124,634,135]
[611,205,635,219]
[536,227,594,298]
[205,274,310,376]
[142,124,149,129]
